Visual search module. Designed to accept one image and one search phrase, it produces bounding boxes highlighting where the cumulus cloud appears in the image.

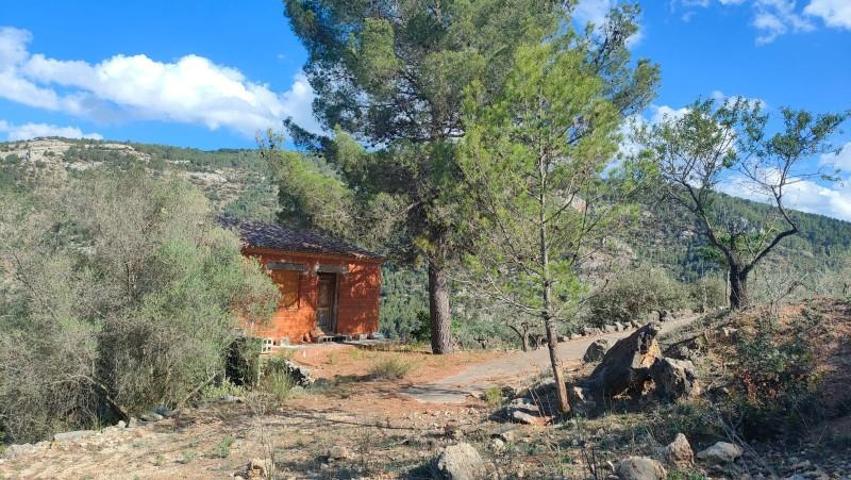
[804,0,851,29]
[0,119,102,141]
[672,0,851,43]
[820,142,851,171]
[0,26,318,138]
[719,170,851,221]
[638,101,851,222]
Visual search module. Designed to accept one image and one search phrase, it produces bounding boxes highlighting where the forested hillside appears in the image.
[3,137,850,344]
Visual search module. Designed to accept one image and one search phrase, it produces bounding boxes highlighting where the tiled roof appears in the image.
[219,216,381,260]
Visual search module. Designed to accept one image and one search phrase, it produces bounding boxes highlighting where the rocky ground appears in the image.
[1,306,849,479]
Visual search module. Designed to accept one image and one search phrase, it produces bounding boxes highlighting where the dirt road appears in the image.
[403,315,699,403]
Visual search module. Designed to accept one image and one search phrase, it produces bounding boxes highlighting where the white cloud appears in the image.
[719,171,851,221]
[0,27,318,138]
[674,0,835,44]
[805,0,851,29]
[0,119,102,141]
[574,0,644,47]
[820,142,851,170]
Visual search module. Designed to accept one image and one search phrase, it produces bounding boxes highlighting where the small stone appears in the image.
[431,442,486,480]
[127,417,138,428]
[53,430,95,443]
[220,394,243,403]
[510,410,538,425]
[583,339,610,363]
[327,445,353,461]
[490,438,505,453]
[3,443,34,459]
[696,441,743,465]
[664,433,693,467]
[140,412,163,422]
[615,456,667,480]
[116,420,126,429]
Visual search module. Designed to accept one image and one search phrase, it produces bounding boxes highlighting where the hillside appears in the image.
[3,137,850,338]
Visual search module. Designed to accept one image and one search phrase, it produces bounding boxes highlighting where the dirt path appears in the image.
[403,315,699,403]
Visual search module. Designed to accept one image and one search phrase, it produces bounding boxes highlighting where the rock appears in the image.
[696,441,743,465]
[510,410,539,425]
[664,433,694,467]
[53,430,95,443]
[3,443,34,459]
[629,319,642,329]
[220,394,243,403]
[615,456,667,480]
[651,357,700,400]
[140,412,164,422]
[604,324,617,333]
[154,405,177,418]
[645,311,661,323]
[495,429,517,443]
[432,443,486,480]
[116,420,126,429]
[281,360,314,387]
[327,445,354,461]
[584,339,611,363]
[127,417,138,428]
[490,437,506,453]
[236,458,268,479]
[507,398,539,414]
[615,321,626,332]
[557,335,569,343]
[579,322,662,400]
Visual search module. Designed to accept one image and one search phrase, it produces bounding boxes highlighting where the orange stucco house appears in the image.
[223,218,383,346]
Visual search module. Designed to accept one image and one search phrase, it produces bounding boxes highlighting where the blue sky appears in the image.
[1,0,850,219]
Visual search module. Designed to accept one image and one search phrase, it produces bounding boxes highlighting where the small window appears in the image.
[271,270,300,310]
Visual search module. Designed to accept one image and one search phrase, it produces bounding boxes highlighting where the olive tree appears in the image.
[0,170,278,442]
[642,99,848,309]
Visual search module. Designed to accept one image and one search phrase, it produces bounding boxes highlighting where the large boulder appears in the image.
[664,433,694,467]
[650,357,700,401]
[696,441,742,465]
[583,339,611,363]
[578,322,662,400]
[615,456,667,480]
[431,443,486,480]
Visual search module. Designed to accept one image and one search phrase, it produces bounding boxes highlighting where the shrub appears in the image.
[368,356,415,380]
[729,313,821,438]
[257,357,296,401]
[688,275,727,312]
[0,170,279,442]
[585,266,689,327]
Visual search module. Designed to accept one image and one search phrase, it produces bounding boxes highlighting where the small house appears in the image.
[223,218,383,346]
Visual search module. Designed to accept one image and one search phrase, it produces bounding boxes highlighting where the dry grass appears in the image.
[368,355,416,380]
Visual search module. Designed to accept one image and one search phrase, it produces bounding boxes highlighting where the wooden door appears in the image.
[316,273,337,334]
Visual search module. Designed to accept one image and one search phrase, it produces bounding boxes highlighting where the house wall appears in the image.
[242,248,381,343]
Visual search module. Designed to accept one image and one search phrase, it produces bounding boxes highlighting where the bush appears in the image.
[585,266,689,327]
[730,313,821,438]
[0,170,279,442]
[368,356,415,380]
[688,275,727,312]
[257,357,296,401]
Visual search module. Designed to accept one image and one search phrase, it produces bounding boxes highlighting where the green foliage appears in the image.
[257,357,296,402]
[731,313,821,437]
[368,356,415,380]
[585,267,689,327]
[210,435,235,459]
[640,97,849,307]
[0,170,279,443]
[226,337,264,387]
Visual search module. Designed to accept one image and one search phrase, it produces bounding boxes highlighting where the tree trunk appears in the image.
[729,264,749,310]
[543,312,570,413]
[428,261,453,354]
